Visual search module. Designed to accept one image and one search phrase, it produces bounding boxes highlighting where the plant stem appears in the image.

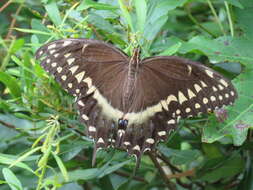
[0,0,12,12]
[6,3,23,39]
[224,1,234,37]
[185,4,217,38]
[0,119,16,129]
[36,166,47,190]
[148,152,177,190]
[207,0,226,36]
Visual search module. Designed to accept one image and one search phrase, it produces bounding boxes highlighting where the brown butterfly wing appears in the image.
[36,40,237,166]
[36,39,131,161]
[35,38,129,99]
[121,56,237,149]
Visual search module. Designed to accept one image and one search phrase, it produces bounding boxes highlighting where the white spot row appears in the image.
[82,114,89,120]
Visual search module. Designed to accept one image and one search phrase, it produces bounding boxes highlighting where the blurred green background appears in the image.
[0,0,253,189]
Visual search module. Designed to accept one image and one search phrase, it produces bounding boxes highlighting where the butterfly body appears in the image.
[36,38,237,164]
[123,48,140,111]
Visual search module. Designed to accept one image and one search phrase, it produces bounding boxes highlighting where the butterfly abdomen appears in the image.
[123,48,141,111]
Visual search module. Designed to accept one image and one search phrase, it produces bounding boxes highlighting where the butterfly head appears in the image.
[118,118,128,129]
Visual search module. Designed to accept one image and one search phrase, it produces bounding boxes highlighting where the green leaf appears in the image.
[203,65,253,145]
[10,147,42,168]
[180,36,253,64]
[45,168,99,183]
[220,0,244,8]
[109,174,129,190]
[238,155,253,189]
[2,168,23,190]
[45,2,62,26]
[10,39,25,54]
[134,0,147,33]
[87,13,116,34]
[0,38,24,71]
[118,0,134,32]
[20,52,33,91]
[52,152,69,182]
[0,71,21,98]
[14,28,52,36]
[198,155,245,182]
[0,180,6,184]
[202,143,223,159]
[159,42,182,56]
[0,154,34,173]
[59,183,83,190]
[61,141,92,161]
[235,2,253,39]
[158,145,201,165]
[144,0,187,42]
[31,19,51,43]
[77,0,118,11]
[98,160,131,178]
[214,62,242,74]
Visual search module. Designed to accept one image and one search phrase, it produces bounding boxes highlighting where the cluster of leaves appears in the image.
[0,0,252,189]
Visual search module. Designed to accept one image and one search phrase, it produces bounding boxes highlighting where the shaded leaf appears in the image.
[59,183,83,190]
[158,145,201,165]
[45,2,62,26]
[98,160,131,178]
[144,0,188,41]
[198,155,244,182]
[0,72,21,98]
[52,152,69,182]
[46,168,99,183]
[134,0,147,33]
[87,13,116,34]
[235,0,253,38]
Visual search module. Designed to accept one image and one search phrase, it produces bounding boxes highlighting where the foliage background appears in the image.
[0,0,253,189]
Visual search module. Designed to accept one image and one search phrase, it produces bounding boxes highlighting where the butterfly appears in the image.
[35,38,237,166]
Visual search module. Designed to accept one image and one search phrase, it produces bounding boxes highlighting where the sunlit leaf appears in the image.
[2,168,23,190]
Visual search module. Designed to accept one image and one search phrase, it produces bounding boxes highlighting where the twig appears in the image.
[148,152,177,190]
[185,4,217,38]
[0,119,16,129]
[82,182,92,190]
[157,154,181,172]
[158,152,205,189]
[6,3,23,39]
[87,24,104,41]
[0,0,12,12]
[114,171,148,184]
[167,169,195,179]
[176,179,192,189]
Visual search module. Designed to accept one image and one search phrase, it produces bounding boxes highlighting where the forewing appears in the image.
[36,38,129,160]
[136,56,237,117]
[35,38,128,98]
